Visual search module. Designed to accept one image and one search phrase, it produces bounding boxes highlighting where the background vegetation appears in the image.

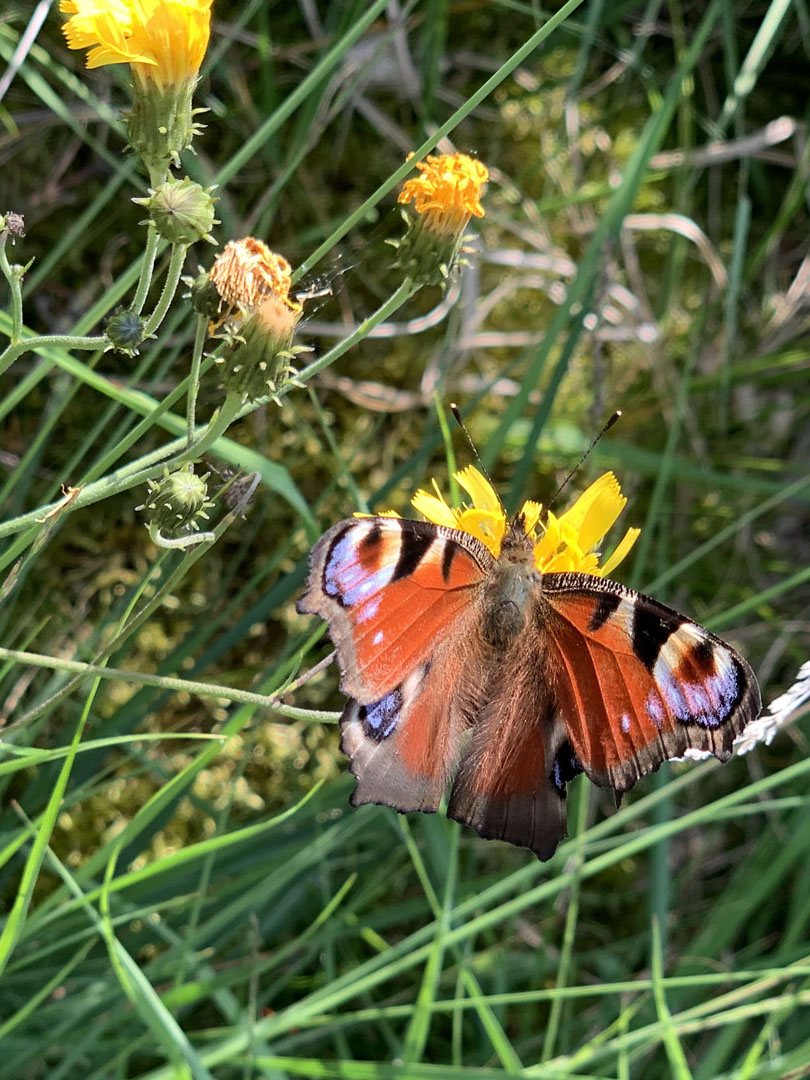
[1,0,810,1077]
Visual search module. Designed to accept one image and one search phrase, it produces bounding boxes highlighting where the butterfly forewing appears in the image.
[297,517,493,701]
[540,574,761,792]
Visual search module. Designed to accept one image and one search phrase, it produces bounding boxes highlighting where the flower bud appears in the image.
[137,463,213,537]
[105,309,147,355]
[134,178,217,246]
[185,270,222,319]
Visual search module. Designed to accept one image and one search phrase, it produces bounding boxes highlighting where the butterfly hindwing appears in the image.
[446,644,573,860]
[540,574,762,792]
[340,631,475,814]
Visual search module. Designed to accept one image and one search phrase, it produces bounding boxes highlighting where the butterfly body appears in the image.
[298,511,760,860]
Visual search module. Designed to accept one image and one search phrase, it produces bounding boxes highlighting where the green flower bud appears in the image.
[185,270,222,319]
[105,309,147,355]
[137,463,214,538]
[134,178,218,246]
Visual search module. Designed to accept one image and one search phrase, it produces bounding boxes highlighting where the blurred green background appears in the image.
[1,1,809,1077]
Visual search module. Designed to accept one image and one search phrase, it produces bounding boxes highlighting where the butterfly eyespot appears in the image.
[358,689,403,741]
[550,740,583,798]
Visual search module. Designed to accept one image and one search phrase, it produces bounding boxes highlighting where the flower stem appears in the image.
[0,233,23,345]
[132,222,160,315]
[0,334,105,380]
[0,391,242,545]
[0,647,338,721]
[143,242,188,337]
[149,527,216,549]
[283,277,421,394]
[187,314,207,449]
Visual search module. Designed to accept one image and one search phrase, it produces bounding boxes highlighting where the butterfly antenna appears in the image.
[548,410,622,509]
[450,402,507,515]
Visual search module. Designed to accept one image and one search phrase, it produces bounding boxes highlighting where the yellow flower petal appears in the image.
[454,466,502,514]
[61,0,212,87]
[558,472,626,552]
[398,152,489,236]
[599,526,641,577]
[533,509,561,568]
[456,509,506,556]
[411,486,458,528]
[520,499,543,536]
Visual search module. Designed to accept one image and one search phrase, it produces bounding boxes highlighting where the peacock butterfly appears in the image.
[297,468,761,860]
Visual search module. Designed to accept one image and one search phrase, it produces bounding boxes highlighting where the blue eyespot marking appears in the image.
[358,688,403,740]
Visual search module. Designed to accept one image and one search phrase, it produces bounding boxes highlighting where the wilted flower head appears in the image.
[391,151,489,288]
[410,466,640,576]
[60,0,213,178]
[208,238,308,402]
[209,238,300,316]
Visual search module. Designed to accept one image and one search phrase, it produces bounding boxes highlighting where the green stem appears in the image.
[0,391,242,544]
[282,277,421,393]
[132,222,160,315]
[0,232,23,345]
[143,242,188,337]
[187,314,207,449]
[0,647,336,721]
[0,334,105,380]
[149,527,216,550]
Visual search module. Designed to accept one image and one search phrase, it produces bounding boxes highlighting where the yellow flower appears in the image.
[391,151,489,288]
[411,466,640,576]
[398,152,489,237]
[61,0,213,180]
[60,0,212,89]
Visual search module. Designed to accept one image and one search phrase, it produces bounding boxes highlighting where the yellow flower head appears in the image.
[209,238,301,319]
[411,466,640,576]
[60,0,212,89]
[398,152,489,237]
[391,152,489,289]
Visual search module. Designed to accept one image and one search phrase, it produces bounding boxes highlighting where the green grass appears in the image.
[1,1,810,1077]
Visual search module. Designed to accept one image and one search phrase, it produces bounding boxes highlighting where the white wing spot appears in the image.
[373,630,384,645]
[621,714,631,733]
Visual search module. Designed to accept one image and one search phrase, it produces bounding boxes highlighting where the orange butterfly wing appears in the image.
[298,517,492,812]
[298,517,491,700]
[540,574,761,792]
